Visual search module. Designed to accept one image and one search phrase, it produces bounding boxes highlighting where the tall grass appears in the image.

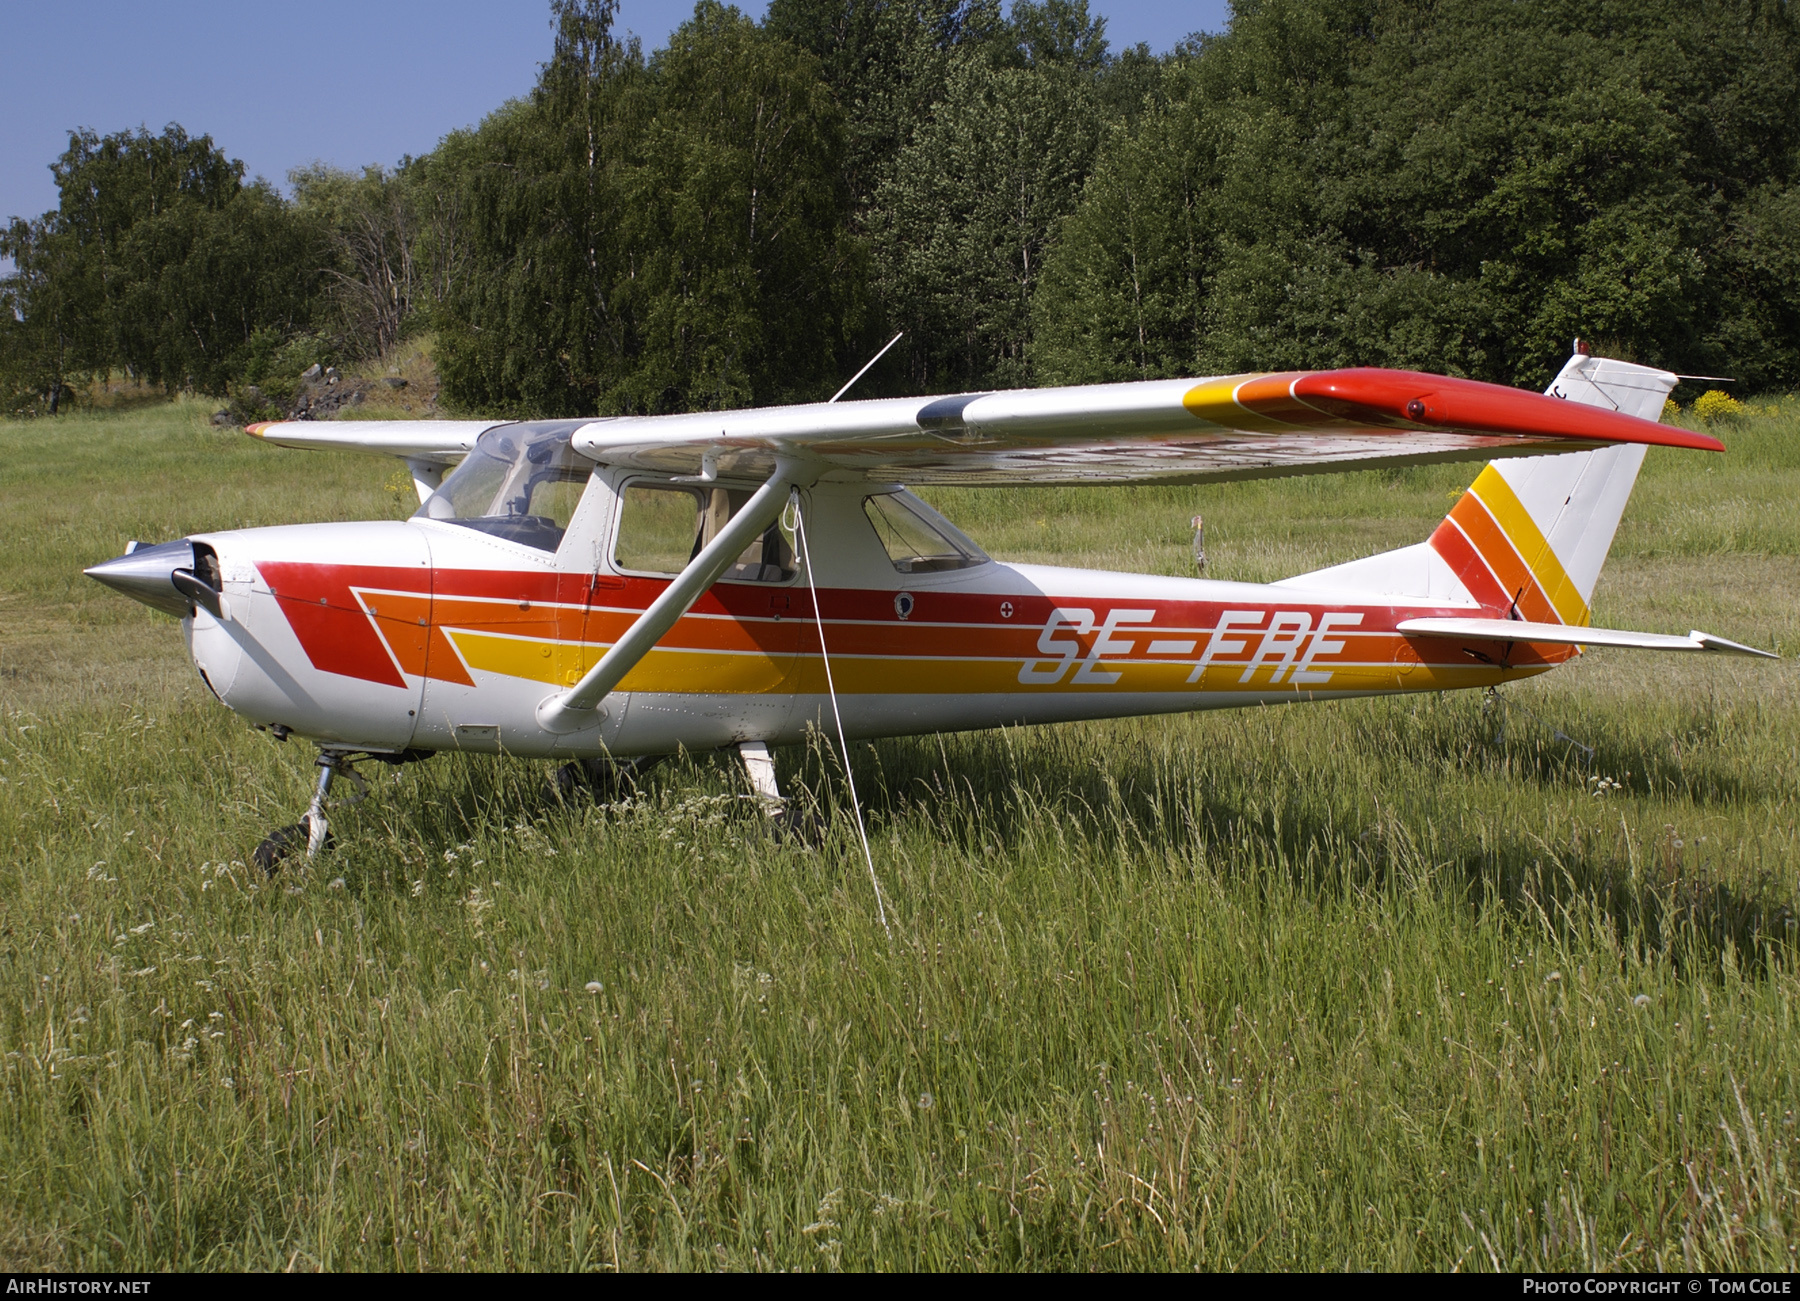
[0,401,1796,1269]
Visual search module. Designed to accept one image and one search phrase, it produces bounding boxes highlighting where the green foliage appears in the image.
[619,3,868,410]
[0,126,326,401]
[235,328,333,392]
[118,179,323,395]
[7,0,1800,414]
[290,164,428,361]
[1029,76,1213,385]
[0,213,81,414]
[1009,0,1110,72]
[871,56,1103,390]
[763,0,1008,209]
[428,18,647,417]
[436,2,866,416]
[1036,0,1800,390]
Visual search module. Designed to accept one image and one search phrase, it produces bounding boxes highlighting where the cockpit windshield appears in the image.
[416,423,593,552]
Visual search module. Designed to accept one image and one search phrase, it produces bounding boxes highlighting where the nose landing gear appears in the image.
[253,749,369,876]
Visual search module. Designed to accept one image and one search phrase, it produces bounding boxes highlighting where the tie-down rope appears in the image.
[785,488,891,939]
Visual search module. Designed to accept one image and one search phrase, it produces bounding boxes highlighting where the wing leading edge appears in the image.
[244,419,503,464]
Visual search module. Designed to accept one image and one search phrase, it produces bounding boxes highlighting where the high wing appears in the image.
[245,418,516,502]
[244,365,1719,486]
[245,419,501,464]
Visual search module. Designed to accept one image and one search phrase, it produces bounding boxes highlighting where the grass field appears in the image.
[1,397,1798,1270]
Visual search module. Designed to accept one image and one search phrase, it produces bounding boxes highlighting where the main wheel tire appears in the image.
[549,756,666,804]
[548,762,586,804]
[252,815,331,876]
[771,802,828,849]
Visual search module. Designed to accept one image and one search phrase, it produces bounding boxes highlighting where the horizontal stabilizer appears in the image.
[1397,617,1778,659]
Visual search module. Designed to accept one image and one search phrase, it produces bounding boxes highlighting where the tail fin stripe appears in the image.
[1427,516,1514,611]
[1441,495,1562,623]
[1464,466,1589,626]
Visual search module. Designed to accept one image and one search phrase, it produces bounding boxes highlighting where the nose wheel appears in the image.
[253,750,368,876]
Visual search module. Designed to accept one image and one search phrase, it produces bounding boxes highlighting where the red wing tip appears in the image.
[245,422,275,437]
[1669,428,1727,453]
[1292,368,1725,453]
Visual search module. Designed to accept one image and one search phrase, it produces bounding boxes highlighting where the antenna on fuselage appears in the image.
[827,332,904,404]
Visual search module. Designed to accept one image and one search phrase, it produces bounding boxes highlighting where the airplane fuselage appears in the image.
[174,474,1564,759]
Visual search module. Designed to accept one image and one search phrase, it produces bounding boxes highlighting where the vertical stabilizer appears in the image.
[1279,350,1679,614]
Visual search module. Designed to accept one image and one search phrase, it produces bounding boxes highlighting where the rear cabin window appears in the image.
[614,484,796,582]
[862,492,987,573]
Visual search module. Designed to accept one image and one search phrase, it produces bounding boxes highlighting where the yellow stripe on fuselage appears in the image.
[1466,466,1589,626]
[449,630,598,688]
[447,639,1548,698]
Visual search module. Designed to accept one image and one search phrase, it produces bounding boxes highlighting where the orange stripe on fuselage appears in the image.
[350,589,474,686]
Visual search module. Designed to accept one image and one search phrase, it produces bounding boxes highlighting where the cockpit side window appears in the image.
[863,491,988,573]
[614,482,796,582]
[418,426,593,553]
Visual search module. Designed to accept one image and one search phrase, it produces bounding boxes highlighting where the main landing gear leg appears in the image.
[738,741,783,823]
[304,752,341,858]
[739,740,819,843]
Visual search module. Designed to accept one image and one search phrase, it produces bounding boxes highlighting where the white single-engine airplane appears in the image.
[86,346,1773,869]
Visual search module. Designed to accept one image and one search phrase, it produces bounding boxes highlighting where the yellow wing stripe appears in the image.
[1182,376,1289,432]
[1467,466,1590,627]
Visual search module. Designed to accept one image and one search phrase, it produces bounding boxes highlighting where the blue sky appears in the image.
[0,1,1230,228]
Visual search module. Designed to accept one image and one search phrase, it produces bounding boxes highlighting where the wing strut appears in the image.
[536,460,809,734]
